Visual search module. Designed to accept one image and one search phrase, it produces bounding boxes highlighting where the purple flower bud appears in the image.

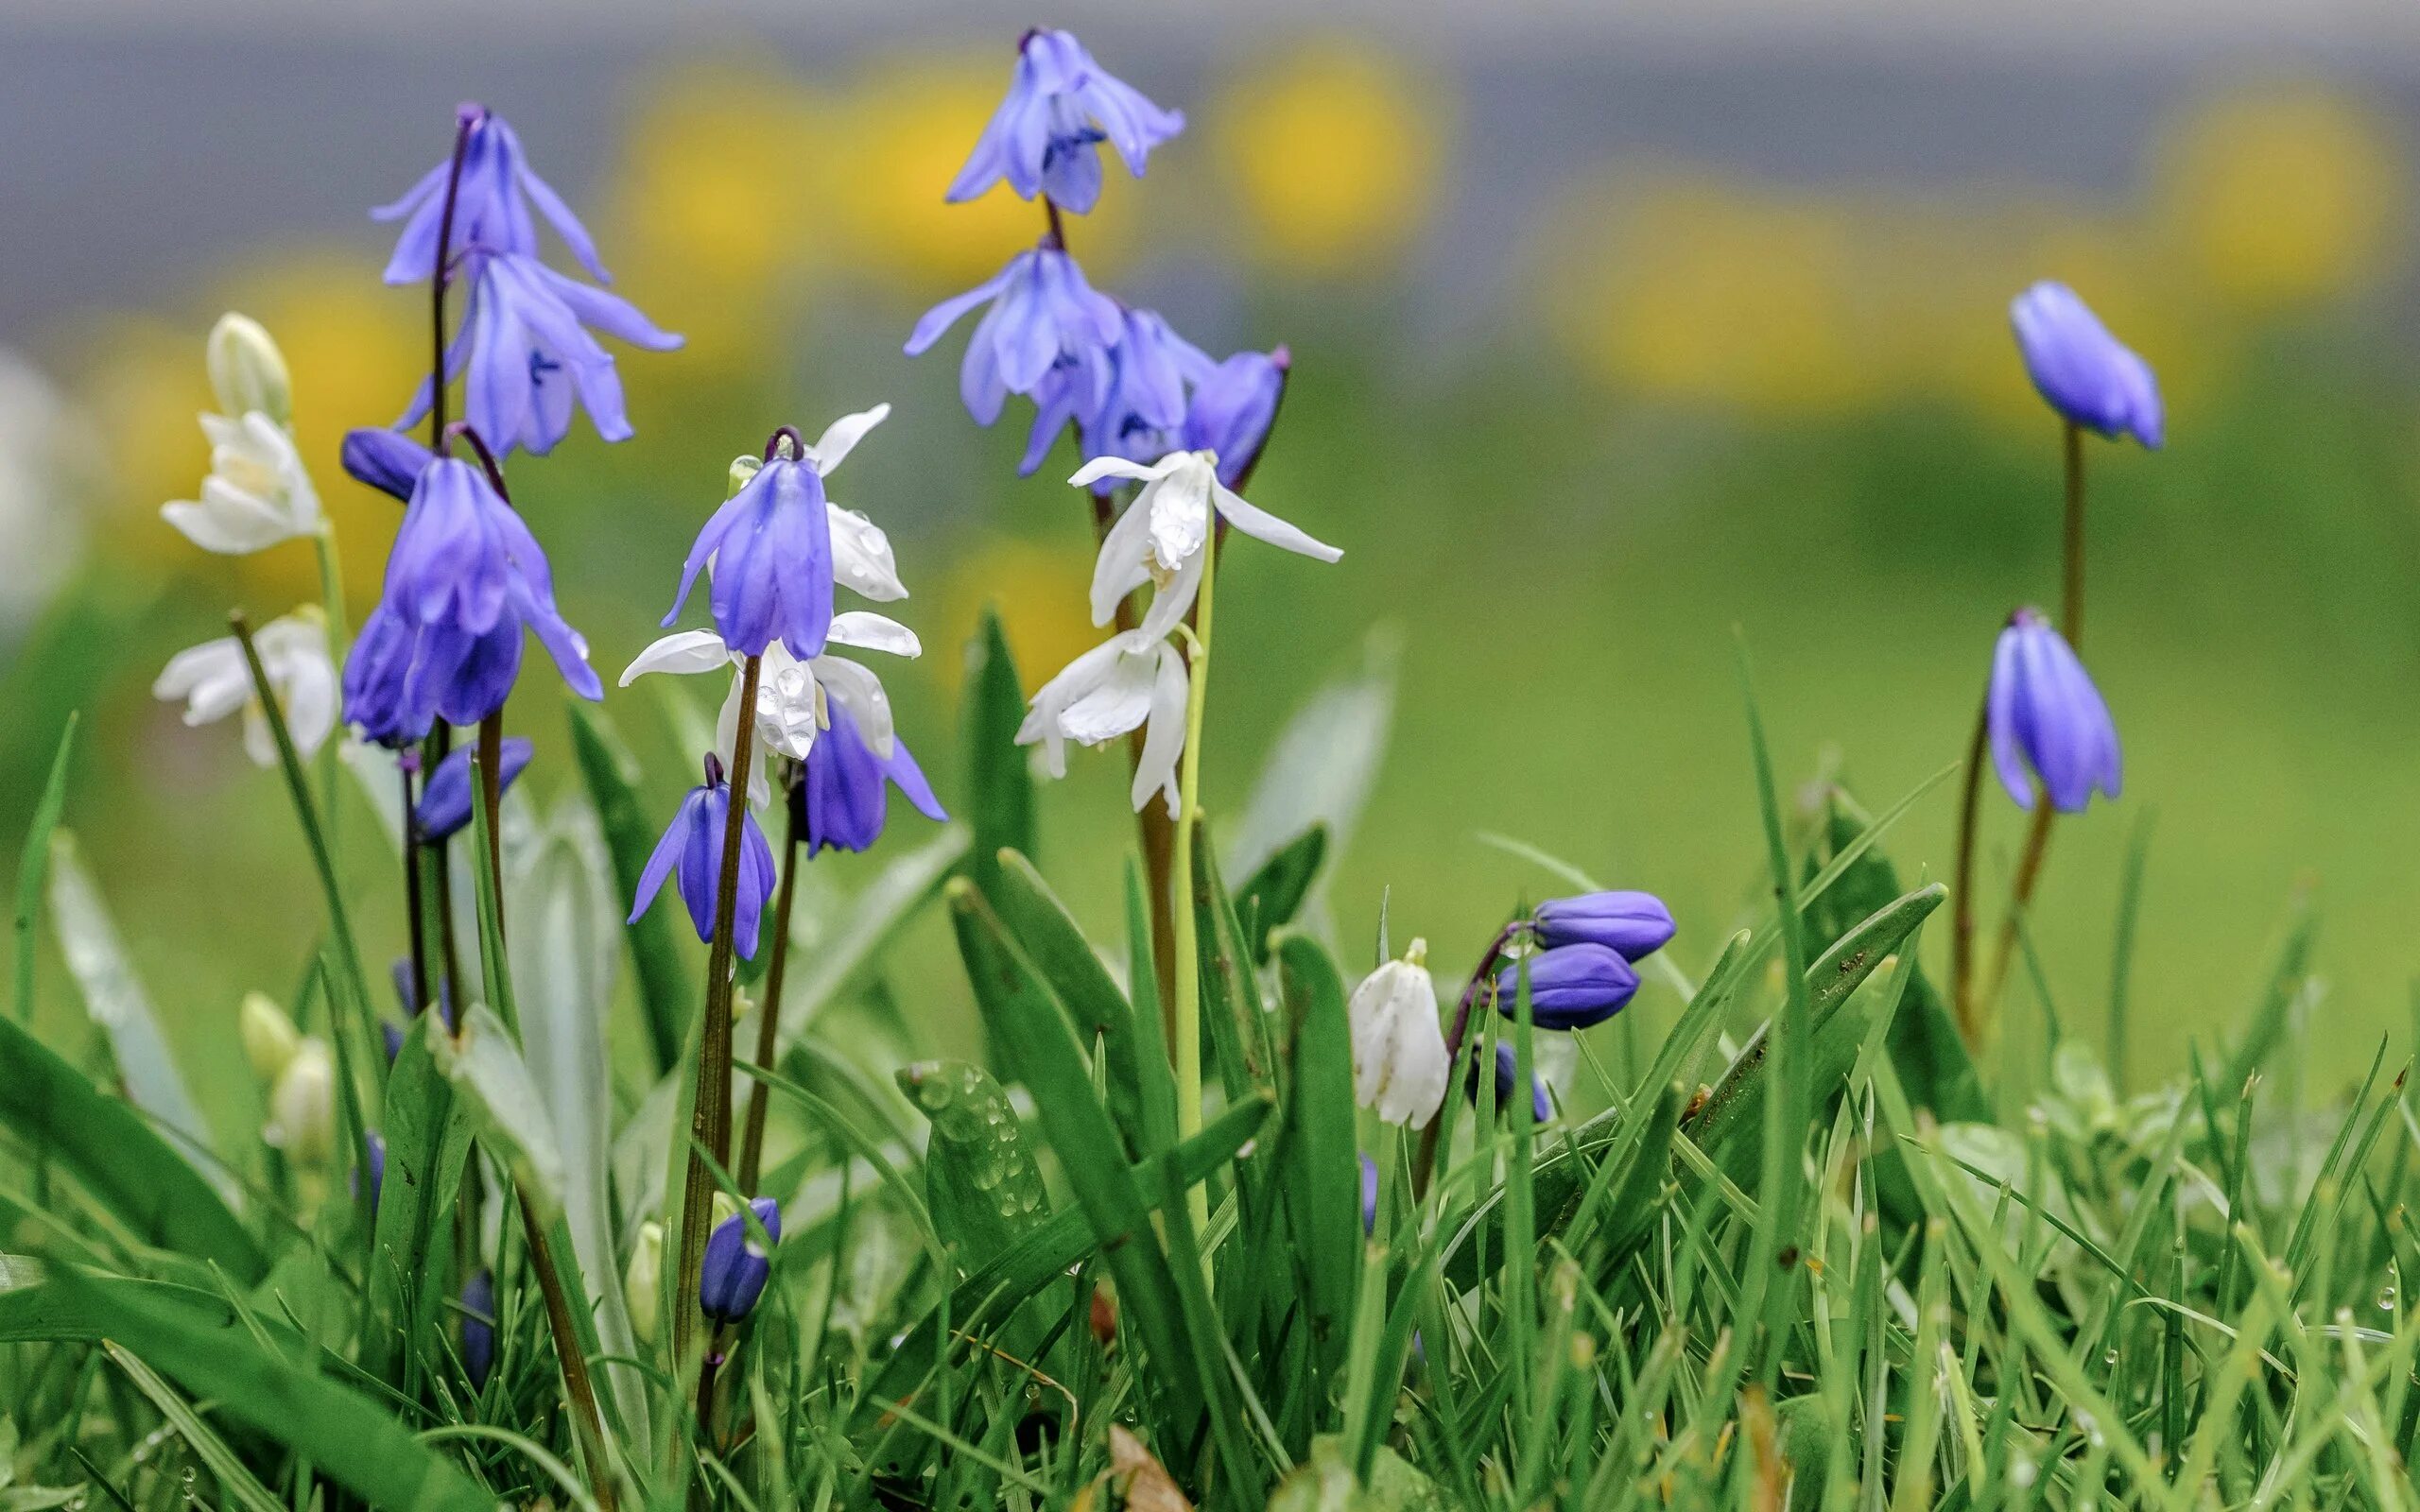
[1358,1151,1378,1236]
[340,456,601,745]
[460,1269,495,1388]
[354,1132,387,1211]
[413,736,533,842]
[372,107,609,286]
[700,1197,781,1324]
[629,763,778,958]
[906,247,1123,426]
[382,1022,404,1063]
[389,957,454,1029]
[799,702,947,857]
[341,427,436,502]
[946,30,1184,215]
[2009,282,2163,449]
[1495,944,1639,1031]
[1987,608,2120,814]
[665,455,835,661]
[1470,1041,1553,1124]
[1182,348,1288,488]
[1532,891,1675,962]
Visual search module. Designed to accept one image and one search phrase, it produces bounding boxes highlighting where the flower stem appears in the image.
[1947,689,1990,1046]
[675,654,763,1379]
[1981,421,2087,1021]
[425,726,466,1015]
[311,528,349,859]
[736,766,802,1194]
[427,109,475,447]
[400,760,432,1017]
[477,714,507,938]
[1412,921,1520,1196]
[1167,555,1218,1239]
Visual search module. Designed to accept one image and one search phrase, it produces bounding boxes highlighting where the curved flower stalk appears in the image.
[947,27,1184,215]
[373,105,608,286]
[154,607,337,766]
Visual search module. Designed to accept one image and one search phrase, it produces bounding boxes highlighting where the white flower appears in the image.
[205,312,291,426]
[1015,628,1190,816]
[725,404,908,603]
[620,612,919,804]
[1348,939,1448,1129]
[163,409,321,555]
[264,1037,336,1165]
[1071,448,1340,635]
[152,608,337,766]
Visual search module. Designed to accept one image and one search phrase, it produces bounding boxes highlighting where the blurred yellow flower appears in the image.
[1210,39,1442,276]
[832,52,1134,293]
[932,537,1095,696]
[2153,82,2405,313]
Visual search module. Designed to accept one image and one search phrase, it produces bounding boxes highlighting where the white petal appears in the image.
[805,403,890,475]
[1130,640,1189,817]
[828,505,908,602]
[1068,454,1166,490]
[153,638,242,701]
[1088,493,1158,628]
[1144,464,1213,573]
[1134,544,1204,642]
[812,654,896,758]
[1058,643,1159,747]
[1212,482,1342,563]
[752,644,822,760]
[619,629,733,687]
[162,497,287,555]
[826,611,921,659]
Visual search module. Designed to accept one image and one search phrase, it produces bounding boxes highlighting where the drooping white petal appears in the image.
[1348,944,1447,1129]
[811,653,896,759]
[1130,640,1189,817]
[1017,635,1131,778]
[1058,643,1160,747]
[804,403,891,475]
[155,610,333,767]
[1133,544,1204,643]
[826,611,922,659]
[164,409,319,556]
[711,675,778,810]
[618,628,734,686]
[1068,453,1174,490]
[751,642,823,762]
[828,504,908,602]
[1212,480,1342,563]
[1088,490,1159,627]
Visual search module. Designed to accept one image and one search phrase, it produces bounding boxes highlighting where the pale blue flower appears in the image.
[946,29,1184,215]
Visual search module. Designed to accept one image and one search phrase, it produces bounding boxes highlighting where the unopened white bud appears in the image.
[625,1221,664,1344]
[264,1039,336,1165]
[239,991,301,1082]
[206,313,291,428]
[1348,937,1448,1129]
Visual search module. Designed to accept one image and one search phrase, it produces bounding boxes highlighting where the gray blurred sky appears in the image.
[5,0,2419,343]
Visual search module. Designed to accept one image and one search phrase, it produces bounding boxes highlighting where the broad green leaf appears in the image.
[961,607,1033,905]
[897,1059,1051,1266]
[430,1002,566,1225]
[362,1014,471,1393]
[0,1011,262,1283]
[1236,823,1328,965]
[985,850,1153,1157]
[1274,933,1360,1387]
[105,1344,285,1512]
[10,713,74,1025]
[568,697,694,1075]
[43,831,218,1202]
[32,1267,496,1512]
[508,794,644,1436]
[782,824,969,1036]
[1227,630,1396,923]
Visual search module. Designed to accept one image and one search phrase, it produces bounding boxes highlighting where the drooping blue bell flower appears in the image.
[1987,607,2121,814]
[373,104,609,286]
[700,1196,782,1324]
[798,701,947,857]
[946,29,1184,215]
[906,247,1122,426]
[460,1269,496,1388]
[2009,282,2163,449]
[1470,1041,1553,1124]
[413,736,533,842]
[666,451,834,660]
[1532,891,1675,962]
[1495,944,1640,1031]
[341,427,436,502]
[629,754,778,958]
[1183,347,1288,488]
[339,454,603,745]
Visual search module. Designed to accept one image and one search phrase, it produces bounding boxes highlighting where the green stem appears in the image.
[310,526,349,860]
[1167,556,1219,1242]
[736,770,801,1194]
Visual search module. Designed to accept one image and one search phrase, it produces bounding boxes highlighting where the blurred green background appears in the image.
[3,14,2416,1142]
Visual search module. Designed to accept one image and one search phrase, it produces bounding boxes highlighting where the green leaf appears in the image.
[0,1011,262,1283]
[1274,934,1360,1387]
[783,824,969,1035]
[43,831,218,1199]
[1236,824,1328,965]
[10,713,74,1025]
[983,850,1155,1158]
[961,607,1033,905]
[362,1014,471,1393]
[1227,631,1397,924]
[430,1002,566,1226]
[897,1059,1051,1267]
[567,697,694,1076]
[2225,889,2318,1091]
[30,1267,496,1512]
[105,1344,285,1512]
[1267,1434,1455,1512]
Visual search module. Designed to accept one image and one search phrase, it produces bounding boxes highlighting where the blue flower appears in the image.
[341,427,435,502]
[906,248,1122,425]
[629,756,778,958]
[1021,307,1213,478]
[402,251,682,457]
[340,455,603,744]
[1495,944,1639,1031]
[389,956,454,1028]
[374,105,608,286]
[798,700,947,857]
[460,1269,496,1388]
[947,29,1184,215]
[1988,608,2120,813]
[354,1132,386,1211]
[2009,283,2163,448]
[1470,1041,1554,1124]
[700,1196,781,1324]
[413,736,534,842]
[1532,891,1675,962]
[1183,348,1289,488]
[1358,1151,1378,1236]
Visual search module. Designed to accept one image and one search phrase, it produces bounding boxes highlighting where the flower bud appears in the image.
[461,1269,496,1388]
[625,1220,664,1345]
[1347,938,1448,1129]
[264,1039,337,1165]
[700,1196,781,1324]
[1471,1041,1553,1124]
[240,992,301,1082]
[1496,943,1639,1031]
[340,427,434,503]
[206,313,291,427]
[1532,891,1675,962]
[2008,282,2162,449]
[1988,608,2121,814]
[1358,1151,1378,1236]
[412,737,534,843]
